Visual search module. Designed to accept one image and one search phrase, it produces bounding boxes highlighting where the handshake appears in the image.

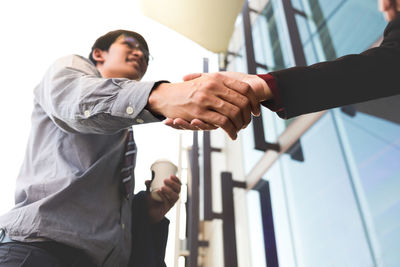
[147,72,272,140]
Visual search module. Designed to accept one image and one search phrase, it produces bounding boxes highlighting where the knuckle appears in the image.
[217,100,225,110]
[205,80,217,90]
[242,83,251,93]
[213,72,222,79]
[193,92,208,103]
[240,96,250,108]
[192,106,203,117]
[230,106,241,118]
[235,95,249,110]
[218,116,229,127]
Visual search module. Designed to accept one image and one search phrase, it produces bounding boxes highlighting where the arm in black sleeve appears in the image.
[269,15,400,119]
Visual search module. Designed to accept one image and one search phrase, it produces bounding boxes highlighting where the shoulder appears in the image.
[50,54,101,76]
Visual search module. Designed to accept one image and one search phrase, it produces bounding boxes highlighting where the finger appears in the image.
[164,118,184,130]
[209,95,245,131]
[164,177,181,194]
[181,86,238,139]
[222,77,261,118]
[176,109,237,139]
[173,118,199,130]
[160,186,179,204]
[155,190,172,206]
[200,77,251,129]
[165,118,199,130]
[196,110,238,140]
[156,188,174,207]
[190,119,218,130]
[170,175,182,185]
[183,73,202,81]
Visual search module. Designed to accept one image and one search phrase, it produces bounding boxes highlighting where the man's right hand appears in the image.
[163,72,273,134]
[147,72,261,140]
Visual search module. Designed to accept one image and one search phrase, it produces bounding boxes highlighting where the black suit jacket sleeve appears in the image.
[265,15,400,119]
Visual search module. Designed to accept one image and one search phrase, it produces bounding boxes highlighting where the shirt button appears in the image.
[136,118,144,124]
[84,110,91,118]
[121,223,125,229]
[126,106,134,115]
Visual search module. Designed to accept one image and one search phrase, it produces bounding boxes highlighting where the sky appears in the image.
[0,0,217,264]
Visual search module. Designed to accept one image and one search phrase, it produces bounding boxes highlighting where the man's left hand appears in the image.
[145,175,181,224]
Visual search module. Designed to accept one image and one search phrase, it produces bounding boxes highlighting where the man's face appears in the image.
[99,35,149,80]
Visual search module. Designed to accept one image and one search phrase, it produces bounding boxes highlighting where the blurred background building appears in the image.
[142,0,400,266]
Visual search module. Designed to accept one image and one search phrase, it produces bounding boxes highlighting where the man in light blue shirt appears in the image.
[0,29,260,267]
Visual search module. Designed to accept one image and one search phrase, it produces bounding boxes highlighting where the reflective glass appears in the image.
[281,113,374,266]
[295,0,386,61]
[334,109,400,266]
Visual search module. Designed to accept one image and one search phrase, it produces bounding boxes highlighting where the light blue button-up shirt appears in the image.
[0,55,163,266]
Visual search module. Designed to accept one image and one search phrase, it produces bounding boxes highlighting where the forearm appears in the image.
[267,16,400,119]
[270,47,400,118]
[37,55,162,134]
[147,73,261,140]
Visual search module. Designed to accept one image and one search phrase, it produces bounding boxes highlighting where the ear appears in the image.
[92,48,106,64]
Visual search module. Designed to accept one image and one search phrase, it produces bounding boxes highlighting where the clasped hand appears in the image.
[163,72,272,138]
[148,72,261,139]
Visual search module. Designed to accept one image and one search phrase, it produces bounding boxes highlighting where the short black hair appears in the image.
[89,29,149,65]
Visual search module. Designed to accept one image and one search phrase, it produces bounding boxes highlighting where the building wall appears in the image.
[199,129,253,267]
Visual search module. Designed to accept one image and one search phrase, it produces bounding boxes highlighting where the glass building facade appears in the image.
[226,0,400,266]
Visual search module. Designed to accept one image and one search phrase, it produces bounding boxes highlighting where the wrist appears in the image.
[247,75,272,102]
[147,82,170,116]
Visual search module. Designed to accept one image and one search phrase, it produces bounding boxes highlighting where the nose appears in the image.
[131,48,143,57]
[131,49,147,63]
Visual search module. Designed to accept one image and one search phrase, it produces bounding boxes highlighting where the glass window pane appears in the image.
[334,109,400,266]
[281,113,374,266]
[296,0,386,61]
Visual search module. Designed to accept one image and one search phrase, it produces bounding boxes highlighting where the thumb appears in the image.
[183,73,202,81]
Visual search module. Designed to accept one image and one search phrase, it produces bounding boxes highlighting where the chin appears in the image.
[122,71,141,80]
[124,68,143,80]
[128,74,143,81]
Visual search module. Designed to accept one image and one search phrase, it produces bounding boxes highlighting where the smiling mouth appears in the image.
[126,58,142,68]
[126,58,145,76]
[127,58,138,64]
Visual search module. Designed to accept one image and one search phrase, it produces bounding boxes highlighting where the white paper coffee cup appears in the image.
[150,159,178,201]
